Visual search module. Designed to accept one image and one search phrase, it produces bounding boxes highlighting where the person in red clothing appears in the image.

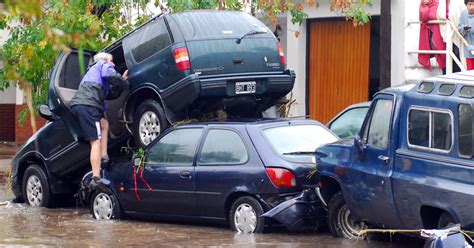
[419,0,447,72]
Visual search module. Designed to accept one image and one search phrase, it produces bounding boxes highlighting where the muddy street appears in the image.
[0,186,425,247]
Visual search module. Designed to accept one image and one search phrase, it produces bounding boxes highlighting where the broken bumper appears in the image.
[262,188,326,232]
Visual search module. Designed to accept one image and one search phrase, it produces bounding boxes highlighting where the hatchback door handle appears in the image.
[180,170,192,179]
[378,155,390,164]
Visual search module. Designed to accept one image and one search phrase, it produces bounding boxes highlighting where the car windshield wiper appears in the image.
[236,30,267,44]
[282,151,315,155]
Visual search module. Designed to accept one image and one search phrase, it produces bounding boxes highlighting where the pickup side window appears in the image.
[366,99,393,150]
[458,104,473,158]
[408,108,453,152]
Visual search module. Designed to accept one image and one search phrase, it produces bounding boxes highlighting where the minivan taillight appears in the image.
[173,47,190,71]
[277,43,286,65]
[265,167,296,188]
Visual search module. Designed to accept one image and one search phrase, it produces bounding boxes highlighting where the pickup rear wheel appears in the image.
[229,196,265,233]
[437,212,456,228]
[133,100,168,148]
[328,191,367,239]
[22,164,53,207]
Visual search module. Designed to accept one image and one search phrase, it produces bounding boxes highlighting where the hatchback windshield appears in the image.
[263,125,338,163]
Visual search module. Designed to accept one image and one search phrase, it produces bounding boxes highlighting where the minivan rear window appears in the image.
[262,125,338,163]
[171,11,272,40]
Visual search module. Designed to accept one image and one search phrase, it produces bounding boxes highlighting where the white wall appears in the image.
[0,29,19,104]
[391,1,442,86]
[286,1,381,117]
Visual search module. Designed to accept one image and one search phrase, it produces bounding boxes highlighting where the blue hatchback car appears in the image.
[79,119,337,233]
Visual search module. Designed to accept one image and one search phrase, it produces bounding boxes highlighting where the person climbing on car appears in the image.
[459,0,474,70]
[70,52,128,189]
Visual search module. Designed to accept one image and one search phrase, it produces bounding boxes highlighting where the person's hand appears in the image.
[122,70,129,80]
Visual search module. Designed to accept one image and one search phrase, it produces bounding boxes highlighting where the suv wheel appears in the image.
[328,191,367,239]
[229,196,265,233]
[91,188,122,220]
[133,99,168,147]
[22,164,52,207]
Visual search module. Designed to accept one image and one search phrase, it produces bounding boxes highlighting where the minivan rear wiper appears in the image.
[236,30,267,44]
[282,151,315,155]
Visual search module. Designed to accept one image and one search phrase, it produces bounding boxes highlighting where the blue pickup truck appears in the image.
[315,72,474,239]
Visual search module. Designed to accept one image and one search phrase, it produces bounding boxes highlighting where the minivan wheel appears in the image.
[22,164,52,207]
[133,99,168,147]
[90,188,122,220]
[328,191,367,239]
[229,196,265,233]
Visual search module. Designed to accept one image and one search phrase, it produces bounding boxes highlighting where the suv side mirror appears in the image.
[39,105,56,122]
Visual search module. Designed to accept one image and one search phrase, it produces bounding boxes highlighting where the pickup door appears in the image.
[346,94,403,228]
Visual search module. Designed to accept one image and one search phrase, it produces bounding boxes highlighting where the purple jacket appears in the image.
[70,60,120,111]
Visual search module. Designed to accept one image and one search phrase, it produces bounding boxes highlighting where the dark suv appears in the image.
[10,10,295,207]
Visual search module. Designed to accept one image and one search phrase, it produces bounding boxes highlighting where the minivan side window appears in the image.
[199,129,248,165]
[408,108,453,152]
[366,99,393,150]
[146,128,203,166]
[458,104,473,158]
[131,18,171,63]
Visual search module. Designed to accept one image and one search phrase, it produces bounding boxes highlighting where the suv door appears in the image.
[48,50,94,141]
[347,95,401,227]
[132,128,203,216]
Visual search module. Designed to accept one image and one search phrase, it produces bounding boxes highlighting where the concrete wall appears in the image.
[286,1,381,117]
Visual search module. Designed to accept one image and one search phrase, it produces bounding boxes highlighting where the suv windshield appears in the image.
[263,125,338,163]
[172,11,272,40]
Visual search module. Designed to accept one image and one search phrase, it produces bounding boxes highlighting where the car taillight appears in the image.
[173,47,190,71]
[265,167,296,188]
[277,43,286,65]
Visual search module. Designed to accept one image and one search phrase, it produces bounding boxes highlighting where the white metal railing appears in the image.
[407,19,469,74]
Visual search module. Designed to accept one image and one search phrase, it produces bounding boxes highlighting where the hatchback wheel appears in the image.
[91,189,122,220]
[328,191,367,239]
[22,164,52,207]
[229,196,265,233]
[133,99,168,148]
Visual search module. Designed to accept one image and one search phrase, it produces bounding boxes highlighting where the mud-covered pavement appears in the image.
[0,186,424,247]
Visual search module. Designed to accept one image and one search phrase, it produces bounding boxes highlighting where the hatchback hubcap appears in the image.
[234,203,257,233]
[93,193,113,219]
[26,175,43,207]
[139,111,161,145]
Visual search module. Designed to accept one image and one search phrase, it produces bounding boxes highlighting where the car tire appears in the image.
[22,164,53,207]
[133,99,169,148]
[90,188,122,220]
[328,191,367,239]
[437,212,456,228]
[229,196,265,233]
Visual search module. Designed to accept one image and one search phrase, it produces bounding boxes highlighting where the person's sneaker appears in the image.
[88,176,102,190]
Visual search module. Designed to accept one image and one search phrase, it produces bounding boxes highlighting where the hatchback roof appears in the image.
[175,118,320,127]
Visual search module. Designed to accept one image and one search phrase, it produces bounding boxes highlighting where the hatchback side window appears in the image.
[329,107,369,138]
[458,104,473,158]
[131,17,171,63]
[199,129,248,165]
[147,128,203,166]
[366,99,393,150]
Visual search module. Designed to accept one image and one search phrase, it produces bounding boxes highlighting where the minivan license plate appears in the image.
[235,81,256,94]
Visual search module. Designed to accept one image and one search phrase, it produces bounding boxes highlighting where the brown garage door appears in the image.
[308,19,370,124]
